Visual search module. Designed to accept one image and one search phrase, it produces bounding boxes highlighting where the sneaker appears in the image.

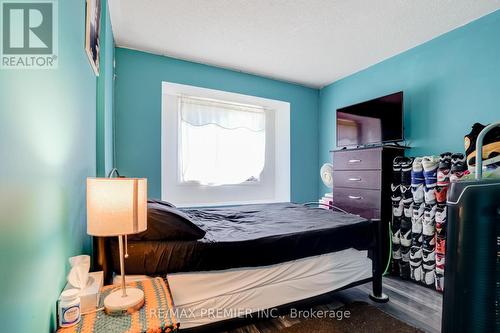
[401,215,412,248]
[401,185,413,204]
[424,203,437,218]
[400,230,412,247]
[410,247,423,281]
[401,245,411,262]
[403,202,413,218]
[450,160,470,182]
[422,267,435,286]
[392,200,403,217]
[437,153,452,186]
[451,152,466,164]
[464,122,500,170]
[435,205,447,223]
[436,221,446,238]
[435,253,445,269]
[435,272,444,292]
[392,215,401,245]
[410,246,422,261]
[392,243,401,260]
[411,183,424,203]
[435,186,448,204]
[400,157,414,185]
[391,184,401,200]
[422,156,439,187]
[440,152,452,161]
[436,207,447,238]
[399,260,411,280]
[436,236,446,255]
[411,265,423,282]
[412,234,423,248]
[424,185,436,205]
[412,203,425,235]
[423,225,435,240]
[422,249,436,269]
[411,157,425,187]
[392,156,405,185]
[423,234,436,250]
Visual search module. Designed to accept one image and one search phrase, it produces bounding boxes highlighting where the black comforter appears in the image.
[110,203,374,275]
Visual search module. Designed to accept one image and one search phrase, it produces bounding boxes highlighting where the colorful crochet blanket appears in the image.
[58,277,178,333]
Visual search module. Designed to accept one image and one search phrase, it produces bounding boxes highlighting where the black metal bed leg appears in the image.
[369,219,389,303]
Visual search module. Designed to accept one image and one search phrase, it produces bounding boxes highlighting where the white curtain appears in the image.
[180,97,266,186]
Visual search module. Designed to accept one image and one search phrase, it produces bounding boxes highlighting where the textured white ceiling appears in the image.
[108,0,500,88]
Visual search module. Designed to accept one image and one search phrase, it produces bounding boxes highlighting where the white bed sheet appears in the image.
[167,248,372,328]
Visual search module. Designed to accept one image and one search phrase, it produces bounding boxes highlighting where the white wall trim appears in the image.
[161,82,290,207]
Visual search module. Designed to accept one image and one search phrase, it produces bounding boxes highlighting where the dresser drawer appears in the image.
[333,148,382,170]
[332,170,381,189]
[331,188,381,219]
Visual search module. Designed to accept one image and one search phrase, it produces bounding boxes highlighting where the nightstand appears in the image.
[57,277,179,333]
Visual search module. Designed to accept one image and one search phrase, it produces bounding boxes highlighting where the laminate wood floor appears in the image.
[215,277,442,333]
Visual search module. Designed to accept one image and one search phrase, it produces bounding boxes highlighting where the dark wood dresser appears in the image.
[331,146,404,221]
[331,146,405,268]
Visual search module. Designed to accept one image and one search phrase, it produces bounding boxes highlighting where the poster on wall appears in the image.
[85,0,101,75]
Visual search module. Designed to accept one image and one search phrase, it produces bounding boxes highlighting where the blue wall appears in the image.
[319,10,500,195]
[0,1,100,331]
[114,48,319,203]
[96,0,115,177]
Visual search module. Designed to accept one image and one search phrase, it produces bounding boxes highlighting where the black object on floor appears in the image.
[442,178,500,333]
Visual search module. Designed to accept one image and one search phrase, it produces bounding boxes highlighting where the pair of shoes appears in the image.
[435,186,448,204]
[392,211,401,260]
[411,203,425,236]
[399,260,411,280]
[435,253,445,274]
[422,156,440,187]
[400,206,413,248]
[392,197,403,217]
[435,272,445,292]
[422,204,436,235]
[450,153,470,182]
[436,236,446,256]
[412,157,425,185]
[422,249,436,286]
[435,205,447,238]
[423,267,435,286]
[464,122,500,170]
[393,157,414,185]
[401,185,413,205]
[424,185,436,204]
[410,246,422,282]
[437,152,452,186]
[411,158,425,203]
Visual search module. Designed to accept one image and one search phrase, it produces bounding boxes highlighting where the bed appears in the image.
[94,202,388,330]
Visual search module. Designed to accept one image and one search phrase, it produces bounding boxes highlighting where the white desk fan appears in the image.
[320,163,334,191]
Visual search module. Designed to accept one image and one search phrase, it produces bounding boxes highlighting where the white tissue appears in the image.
[67,255,91,290]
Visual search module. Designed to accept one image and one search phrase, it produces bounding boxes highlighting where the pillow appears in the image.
[127,199,206,241]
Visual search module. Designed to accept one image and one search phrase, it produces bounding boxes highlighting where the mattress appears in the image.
[111,203,373,275]
[167,248,373,328]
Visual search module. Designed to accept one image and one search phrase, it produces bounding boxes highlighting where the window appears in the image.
[179,96,266,186]
[162,82,290,207]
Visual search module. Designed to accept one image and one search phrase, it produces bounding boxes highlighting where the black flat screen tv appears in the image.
[336,91,404,147]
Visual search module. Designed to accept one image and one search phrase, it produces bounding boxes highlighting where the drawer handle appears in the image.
[348,195,363,200]
[348,159,362,164]
[348,177,362,181]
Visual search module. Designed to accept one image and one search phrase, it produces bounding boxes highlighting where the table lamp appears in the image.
[86,177,147,313]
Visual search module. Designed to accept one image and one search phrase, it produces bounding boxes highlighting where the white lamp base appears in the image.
[104,287,144,314]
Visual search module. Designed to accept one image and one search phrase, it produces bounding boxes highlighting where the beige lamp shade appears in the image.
[87,178,147,236]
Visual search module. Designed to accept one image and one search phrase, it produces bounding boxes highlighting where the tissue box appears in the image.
[63,271,103,313]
